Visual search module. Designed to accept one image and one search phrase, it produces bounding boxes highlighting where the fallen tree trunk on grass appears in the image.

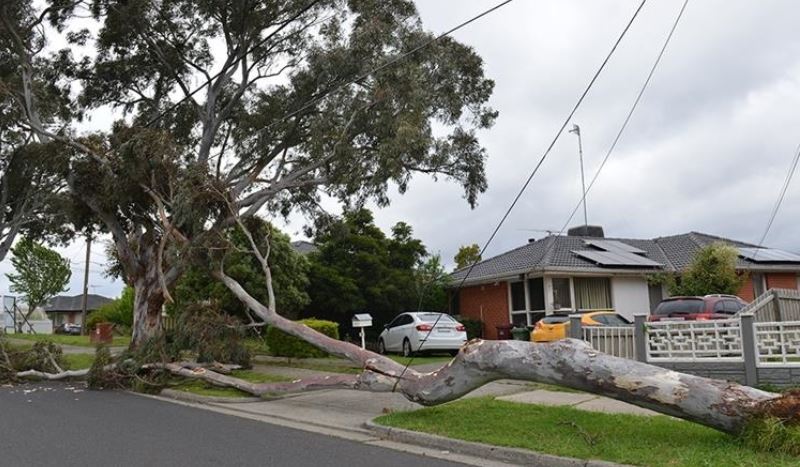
[202,267,796,436]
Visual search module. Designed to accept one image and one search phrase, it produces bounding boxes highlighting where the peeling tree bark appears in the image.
[131,275,166,348]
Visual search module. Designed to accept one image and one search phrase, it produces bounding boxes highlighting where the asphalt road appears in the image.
[0,383,465,467]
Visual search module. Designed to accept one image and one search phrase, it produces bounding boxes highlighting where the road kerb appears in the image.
[364,420,631,467]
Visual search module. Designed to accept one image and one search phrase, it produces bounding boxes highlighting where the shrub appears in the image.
[171,302,251,367]
[86,286,134,333]
[458,318,483,340]
[266,318,339,358]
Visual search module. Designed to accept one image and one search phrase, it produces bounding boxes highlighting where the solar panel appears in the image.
[572,249,662,267]
[584,239,646,255]
[739,247,800,263]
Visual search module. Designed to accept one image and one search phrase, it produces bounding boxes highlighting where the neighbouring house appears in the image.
[290,240,318,255]
[450,226,800,339]
[44,294,114,328]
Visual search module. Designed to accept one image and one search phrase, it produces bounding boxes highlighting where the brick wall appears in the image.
[737,273,800,303]
[736,279,755,302]
[766,273,799,291]
[458,282,509,340]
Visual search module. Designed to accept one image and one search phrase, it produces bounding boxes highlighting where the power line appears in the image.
[257,0,516,134]
[753,141,800,255]
[552,0,689,240]
[394,0,649,386]
[141,0,515,135]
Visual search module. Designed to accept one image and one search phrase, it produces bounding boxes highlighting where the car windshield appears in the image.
[654,299,704,315]
[600,314,631,325]
[417,313,455,323]
[541,316,569,324]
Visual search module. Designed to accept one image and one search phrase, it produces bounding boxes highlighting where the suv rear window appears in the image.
[654,299,704,315]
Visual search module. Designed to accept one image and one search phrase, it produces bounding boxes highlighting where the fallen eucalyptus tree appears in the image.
[206,270,793,435]
[143,204,797,436]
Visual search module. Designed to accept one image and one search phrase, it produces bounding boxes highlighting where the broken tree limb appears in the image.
[151,362,361,395]
[16,368,91,380]
[214,267,797,435]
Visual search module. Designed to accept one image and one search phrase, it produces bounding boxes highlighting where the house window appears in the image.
[574,277,612,311]
[527,278,545,311]
[511,313,527,326]
[552,278,572,309]
[510,282,526,311]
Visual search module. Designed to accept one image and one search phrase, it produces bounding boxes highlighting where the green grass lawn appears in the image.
[170,369,290,398]
[63,353,95,370]
[10,333,131,347]
[375,397,800,467]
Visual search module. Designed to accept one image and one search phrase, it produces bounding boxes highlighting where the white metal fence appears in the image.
[755,320,800,367]
[582,326,635,359]
[645,319,743,362]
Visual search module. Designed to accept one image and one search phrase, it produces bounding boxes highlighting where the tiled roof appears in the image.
[450,232,798,285]
[44,294,113,313]
[290,240,318,255]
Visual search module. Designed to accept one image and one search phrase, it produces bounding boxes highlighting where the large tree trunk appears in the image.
[131,274,166,348]
[207,270,800,436]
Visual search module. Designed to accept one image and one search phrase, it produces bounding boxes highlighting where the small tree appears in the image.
[670,243,745,296]
[6,238,71,331]
[414,254,448,311]
[454,244,481,270]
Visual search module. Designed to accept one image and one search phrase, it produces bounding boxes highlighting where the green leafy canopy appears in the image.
[6,237,71,313]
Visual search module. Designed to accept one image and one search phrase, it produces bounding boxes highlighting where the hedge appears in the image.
[459,318,483,340]
[266,319,339,358]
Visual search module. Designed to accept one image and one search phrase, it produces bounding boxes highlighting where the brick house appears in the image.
[450,228,800,339]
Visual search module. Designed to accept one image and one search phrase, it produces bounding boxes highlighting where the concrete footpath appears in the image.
[156,363,645,466]
[166,363,658,436]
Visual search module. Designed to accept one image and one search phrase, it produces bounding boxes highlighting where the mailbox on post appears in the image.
[352,313,373,349]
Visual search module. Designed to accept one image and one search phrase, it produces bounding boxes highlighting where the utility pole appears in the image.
[80,234,91,335]
[569,124,589,232]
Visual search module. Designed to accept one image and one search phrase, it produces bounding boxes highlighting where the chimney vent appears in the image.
[567,225,604,238]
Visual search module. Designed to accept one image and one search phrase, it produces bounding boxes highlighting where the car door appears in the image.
[392,314,417,350]
[385,315,412,351]
[382,316,402,351]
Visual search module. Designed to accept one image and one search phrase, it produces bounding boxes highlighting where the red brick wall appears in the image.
[736,279,755,302]
[458,282,509,340]
[736,273,799,302]
[766,273,799,291]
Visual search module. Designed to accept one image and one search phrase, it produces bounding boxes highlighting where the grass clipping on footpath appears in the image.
[375,397,800,467]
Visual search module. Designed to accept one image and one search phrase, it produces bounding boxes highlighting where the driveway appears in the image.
[0,383,468,467]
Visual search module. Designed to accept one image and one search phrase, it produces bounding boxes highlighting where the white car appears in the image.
[378,312,468,357]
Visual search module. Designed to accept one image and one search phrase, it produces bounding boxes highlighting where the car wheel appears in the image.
[378,339,386,355]
[402,339,412,357]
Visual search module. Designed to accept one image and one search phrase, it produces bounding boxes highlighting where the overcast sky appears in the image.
[2,0,800,299]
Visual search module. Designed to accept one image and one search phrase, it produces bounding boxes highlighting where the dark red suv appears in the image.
[648,295,748,322]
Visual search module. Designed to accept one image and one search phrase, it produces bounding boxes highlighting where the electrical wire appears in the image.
[752,141,800,257]
[551,0,690,241]
[393,0,649,387]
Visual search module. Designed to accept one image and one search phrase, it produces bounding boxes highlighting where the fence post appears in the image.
[569,314,582,340]
[633,314,647,363]
[740,313,758,386]
[773,290,785,321]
